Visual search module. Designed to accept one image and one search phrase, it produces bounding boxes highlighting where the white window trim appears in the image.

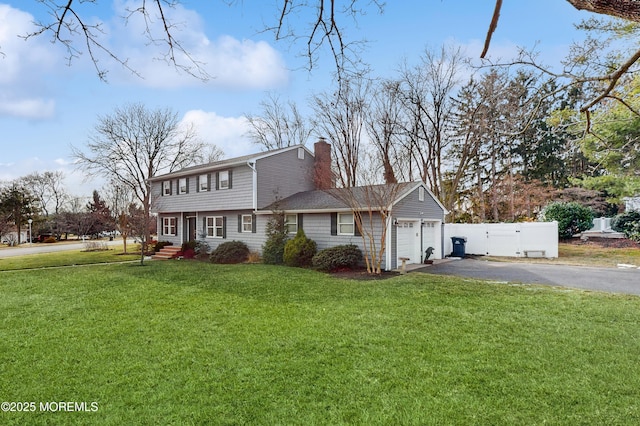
[199,174,209,192]
[419,186,425,201]
[219,170,229,190]
[163,217,177,236]
[178,177,188,195]
[242,215,253,233]
[206,216,224,238]
[163,181,171,196]
[338,213,355,236]
[285,214,298,234]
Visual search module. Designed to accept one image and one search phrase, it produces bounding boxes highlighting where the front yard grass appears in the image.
[0,248,140,271]
[2,261,640,424]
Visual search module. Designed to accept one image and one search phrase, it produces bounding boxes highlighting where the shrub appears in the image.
[209,241,250,264]
[312,244,363,271]
[283,229,317,267]
[538,201,594,239]
[43,236,57,244]
[194,240,211,260]
[612,210,640,242]
[262,213,289,265]
[181,241,197,259]
[154,241,173,253]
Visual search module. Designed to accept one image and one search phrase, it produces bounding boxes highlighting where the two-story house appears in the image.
[149,138,447,270]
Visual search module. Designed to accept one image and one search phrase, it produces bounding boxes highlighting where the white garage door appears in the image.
[422,221,439,260]
[397,221,420,264]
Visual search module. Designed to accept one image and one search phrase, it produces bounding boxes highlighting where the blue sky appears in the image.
[0,1,590,197]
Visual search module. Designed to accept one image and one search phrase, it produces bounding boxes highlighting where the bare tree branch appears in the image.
[481,0,502,59]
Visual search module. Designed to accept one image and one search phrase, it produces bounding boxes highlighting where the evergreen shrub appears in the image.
[312,244,363,271]
[210,241,250,264]
[283,229,317,267]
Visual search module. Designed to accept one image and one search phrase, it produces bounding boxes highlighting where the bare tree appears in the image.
[365,79,406,184]
[17,1,640,93]
[329,176,404,274]
[102,179,137,253]
[21,171,68,217]
[312,75,370,187]
[245,93,314,150]
[396,46,466,199]
[203,144,226,163]
[72,103,208,247]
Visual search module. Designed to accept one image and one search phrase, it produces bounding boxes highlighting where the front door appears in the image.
[185,216,197,242]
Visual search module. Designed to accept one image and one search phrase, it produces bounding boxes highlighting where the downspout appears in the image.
[420,220,424,263]
[386,209,393,271]
[247,161,257,211]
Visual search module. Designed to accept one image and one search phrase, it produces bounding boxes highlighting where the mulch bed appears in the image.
[329,266,400,280]
[564,237,640,249]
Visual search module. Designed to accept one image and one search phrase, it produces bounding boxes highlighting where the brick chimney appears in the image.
[313,137,334,190]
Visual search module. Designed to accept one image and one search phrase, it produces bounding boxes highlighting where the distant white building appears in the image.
[623,196,640,212]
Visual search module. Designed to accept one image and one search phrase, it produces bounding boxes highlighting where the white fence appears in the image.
[443,222,558,258]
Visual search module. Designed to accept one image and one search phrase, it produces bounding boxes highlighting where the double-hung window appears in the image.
[206,216,224,238]
[241,215,253,233]
[338,213,355,235]
[162,217,177,236]
[162,181,171,196]
[198,174,209,192]
[178,178,188,194]
[219,171,229,189]
[285,214,298,234]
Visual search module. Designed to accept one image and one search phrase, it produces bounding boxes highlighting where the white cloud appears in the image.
[0,97,55,119]
[181,110,255,158]
[108,1,289,89]
[0,4,59,119]
[0,157,99,199]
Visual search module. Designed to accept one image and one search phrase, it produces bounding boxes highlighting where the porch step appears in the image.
[152,245,181,260]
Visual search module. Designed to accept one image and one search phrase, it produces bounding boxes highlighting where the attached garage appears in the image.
[395,219,443,266]
[396,220,421,264]
[389,183,447,270]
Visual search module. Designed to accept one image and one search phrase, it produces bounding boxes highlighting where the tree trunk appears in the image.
[566,0,640,22]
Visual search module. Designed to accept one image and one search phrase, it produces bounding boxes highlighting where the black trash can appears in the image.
[451,236,467,257]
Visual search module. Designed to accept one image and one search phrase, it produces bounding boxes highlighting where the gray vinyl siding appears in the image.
[299,212,388,270]
[393,186,445,220]
[157,210,268,253]
[153,165,254,213]
[390,185,446,267]
[256,148,315,209]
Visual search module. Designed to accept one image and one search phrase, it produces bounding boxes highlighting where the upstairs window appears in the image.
[219,171,229,190]
[419,186,425,201]
[178,177,188,194]
[162,181,171,196]
[198,174,210,192]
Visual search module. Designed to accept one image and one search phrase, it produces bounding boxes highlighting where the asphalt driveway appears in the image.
[415,258,640,296]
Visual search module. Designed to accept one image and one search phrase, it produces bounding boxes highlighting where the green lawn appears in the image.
[2,261,640,425]
[0,247,140,271]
